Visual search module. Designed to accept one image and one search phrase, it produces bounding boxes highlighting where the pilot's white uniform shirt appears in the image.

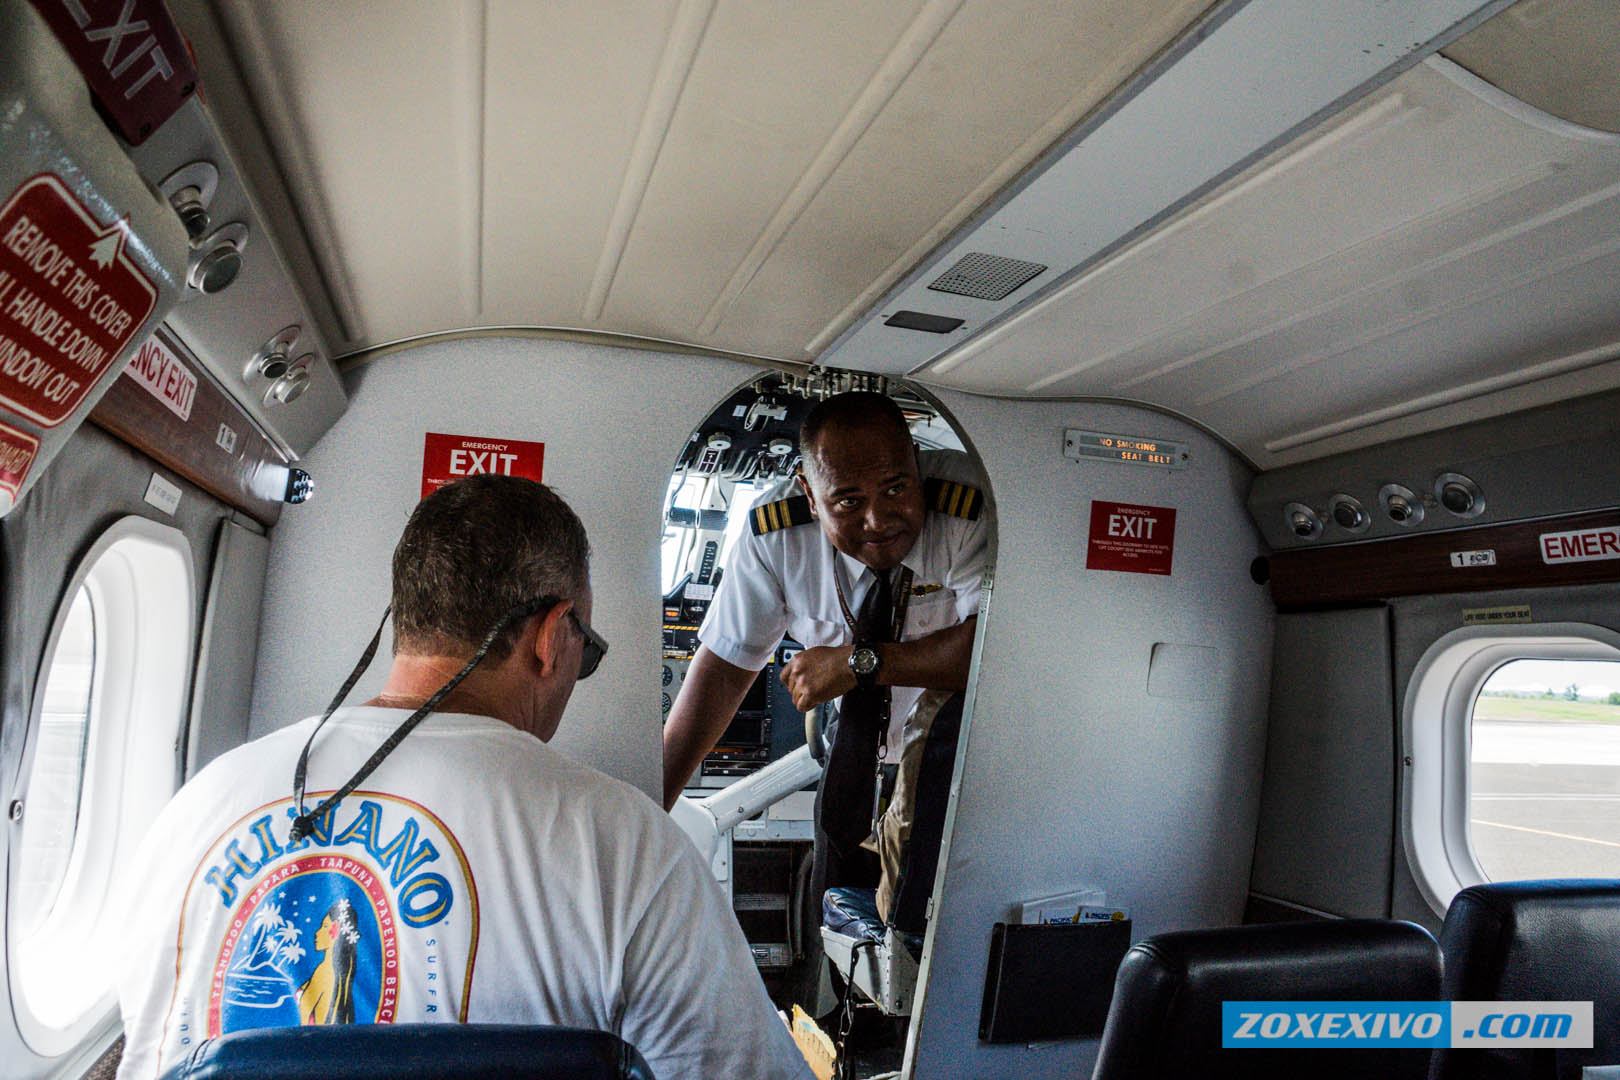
[700,449,990,755]
[114,707,813,1080]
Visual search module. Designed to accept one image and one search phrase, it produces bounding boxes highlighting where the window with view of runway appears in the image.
[1470,658,1620,882]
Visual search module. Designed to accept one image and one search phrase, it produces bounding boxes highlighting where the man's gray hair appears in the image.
[391,475,590,660]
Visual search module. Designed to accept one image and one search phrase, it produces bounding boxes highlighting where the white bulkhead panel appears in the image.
[250,338,758,796]
[906,392,1273,1078]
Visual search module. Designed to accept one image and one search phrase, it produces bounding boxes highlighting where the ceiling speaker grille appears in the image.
[927,252,1047,301]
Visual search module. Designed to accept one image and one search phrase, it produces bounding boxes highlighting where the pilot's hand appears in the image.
[778,645,856,711]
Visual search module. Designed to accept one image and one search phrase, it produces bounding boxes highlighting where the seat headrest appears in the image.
[156,1024,656,1080]
[1093,919,1440,1080]
[1441,879,1620,1000]
[1434,879,1620,1080]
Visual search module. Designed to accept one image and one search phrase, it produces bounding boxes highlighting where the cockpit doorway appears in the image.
[660,369,993,1077]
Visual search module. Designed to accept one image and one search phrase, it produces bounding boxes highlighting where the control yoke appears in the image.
[668,746,822,864]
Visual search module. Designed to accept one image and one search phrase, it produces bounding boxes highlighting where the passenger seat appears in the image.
[1092,919,1440,1080]
[155,1024,655,1080]
[1431,879,1620,1080]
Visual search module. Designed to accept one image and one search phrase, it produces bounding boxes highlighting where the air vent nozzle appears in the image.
[1284,502,1322,540]
[1434,472,1484,518]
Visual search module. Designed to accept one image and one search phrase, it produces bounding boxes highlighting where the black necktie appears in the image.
[821,569,894,854]
[855,567,895,646]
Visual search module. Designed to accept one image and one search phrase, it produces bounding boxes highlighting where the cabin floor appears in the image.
[839,1005,907,1079]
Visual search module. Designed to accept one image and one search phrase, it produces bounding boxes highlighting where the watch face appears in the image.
[851,647,880,677]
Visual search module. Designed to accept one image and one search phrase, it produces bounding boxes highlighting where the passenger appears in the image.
[662,392,989,916]
[115,475,813,1080]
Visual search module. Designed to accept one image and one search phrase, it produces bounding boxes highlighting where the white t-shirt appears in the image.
[700,449,990,754]
[115,707,812,1080]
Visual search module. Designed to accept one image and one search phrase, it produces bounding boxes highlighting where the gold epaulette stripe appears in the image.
[925,477,983,521]
[751,495,813,534]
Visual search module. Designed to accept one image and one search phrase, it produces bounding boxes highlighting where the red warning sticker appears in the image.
[421,432,546,500]
[1086,500,1177,576]
[0,418,39,507]
[126,335,197,421]
[1539,524,1620,565]
[0,175,158,427]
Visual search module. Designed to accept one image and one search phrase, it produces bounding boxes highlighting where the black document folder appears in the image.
[978,919,1133,1043]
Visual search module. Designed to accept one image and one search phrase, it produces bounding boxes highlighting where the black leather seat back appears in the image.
[156,1024,656,1080]
[1092,919,1440,1080]
[1433,879,1620,1080]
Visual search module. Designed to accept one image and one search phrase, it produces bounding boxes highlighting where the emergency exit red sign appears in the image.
[420,431,545,500]
[1086,500,1177,575]
[27,0,198,144]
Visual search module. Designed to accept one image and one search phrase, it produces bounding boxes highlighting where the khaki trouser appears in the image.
[866,689,953,923]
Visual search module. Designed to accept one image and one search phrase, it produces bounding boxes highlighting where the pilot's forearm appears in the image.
[661,645,760,810]
[876,615,977,692]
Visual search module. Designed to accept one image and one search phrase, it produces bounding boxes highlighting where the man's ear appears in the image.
[794,470,817,516]
[530,600,574,678]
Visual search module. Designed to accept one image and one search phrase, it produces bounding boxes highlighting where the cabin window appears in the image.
[1404,625,1620,916]
[660,473,772,596]
[14,588,96,938]
[8,518,194,1056]
[1469,658,1620,881]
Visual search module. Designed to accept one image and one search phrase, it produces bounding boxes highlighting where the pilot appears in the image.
[115,475,813,1080]
[662,391,989,913]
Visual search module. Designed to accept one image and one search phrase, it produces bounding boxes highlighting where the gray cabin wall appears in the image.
[1248,607,1396,921]
[249,338,759,797]
[908,392,1274,1080]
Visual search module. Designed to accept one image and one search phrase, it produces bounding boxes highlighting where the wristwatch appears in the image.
[848,644,882,687]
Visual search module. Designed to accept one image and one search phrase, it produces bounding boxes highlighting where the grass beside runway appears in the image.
[1473,694,1620,725]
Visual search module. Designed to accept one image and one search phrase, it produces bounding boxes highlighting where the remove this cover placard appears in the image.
[1087,500,1176,576]
[421,432,545,500]
[0,175,158,426]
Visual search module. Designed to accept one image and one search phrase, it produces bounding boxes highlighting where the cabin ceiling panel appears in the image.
[709,0,1214,361]
[919,58,1620,469]
[178,0,1215,362]
[213,0,486,345]
[595,0,928,346]
[1442,0,1620,133]
[479,0,681,326]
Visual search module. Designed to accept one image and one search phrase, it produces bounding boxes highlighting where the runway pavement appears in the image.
[1470,720,1620,879]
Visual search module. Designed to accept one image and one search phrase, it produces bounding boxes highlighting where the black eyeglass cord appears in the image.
[287,601,542,844]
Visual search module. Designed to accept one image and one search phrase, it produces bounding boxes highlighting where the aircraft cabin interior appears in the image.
[4,0,1620,1077]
